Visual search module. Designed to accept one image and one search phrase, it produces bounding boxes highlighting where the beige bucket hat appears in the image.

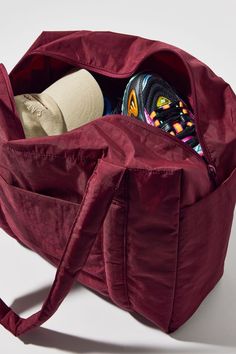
[14,68,104,138]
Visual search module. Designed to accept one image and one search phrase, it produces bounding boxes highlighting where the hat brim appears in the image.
[43,68,104,131]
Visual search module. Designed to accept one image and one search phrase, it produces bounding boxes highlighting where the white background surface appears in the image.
[0,0,236,353]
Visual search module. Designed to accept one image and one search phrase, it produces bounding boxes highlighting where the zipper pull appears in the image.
[208,164,218,187]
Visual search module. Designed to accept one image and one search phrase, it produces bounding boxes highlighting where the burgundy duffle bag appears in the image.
[0,30,235,337]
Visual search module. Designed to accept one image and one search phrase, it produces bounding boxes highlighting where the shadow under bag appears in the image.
[0,30,235,337]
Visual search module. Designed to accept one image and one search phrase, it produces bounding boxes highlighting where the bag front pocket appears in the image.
[0,174,80,264]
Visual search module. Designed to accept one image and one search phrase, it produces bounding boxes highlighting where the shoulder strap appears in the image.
[0,158,126,336]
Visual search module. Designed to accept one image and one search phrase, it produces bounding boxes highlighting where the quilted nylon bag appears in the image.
[0,30,236,337]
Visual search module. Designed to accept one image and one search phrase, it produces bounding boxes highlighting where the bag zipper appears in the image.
[120,114,218,187]
[13,50,219,187]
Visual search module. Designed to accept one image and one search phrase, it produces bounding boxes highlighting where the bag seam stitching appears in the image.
[123,170,132,309]
[167,168,183,331]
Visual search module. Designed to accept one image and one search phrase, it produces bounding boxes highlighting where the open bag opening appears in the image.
[0,36,235,196]
[9,51,196,148]
[5,50,220,184]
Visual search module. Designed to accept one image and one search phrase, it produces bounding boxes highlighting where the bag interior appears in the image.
[9,51,193,120]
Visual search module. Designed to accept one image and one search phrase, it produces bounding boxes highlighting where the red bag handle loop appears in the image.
[0,158,126,336]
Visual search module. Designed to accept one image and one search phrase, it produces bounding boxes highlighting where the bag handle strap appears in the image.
[0,158,126,337]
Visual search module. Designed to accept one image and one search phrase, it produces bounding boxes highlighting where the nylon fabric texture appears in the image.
[0,30,235,337]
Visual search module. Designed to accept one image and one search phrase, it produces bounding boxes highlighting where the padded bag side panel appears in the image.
[169,166,236,332]
[125,167,182,333]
